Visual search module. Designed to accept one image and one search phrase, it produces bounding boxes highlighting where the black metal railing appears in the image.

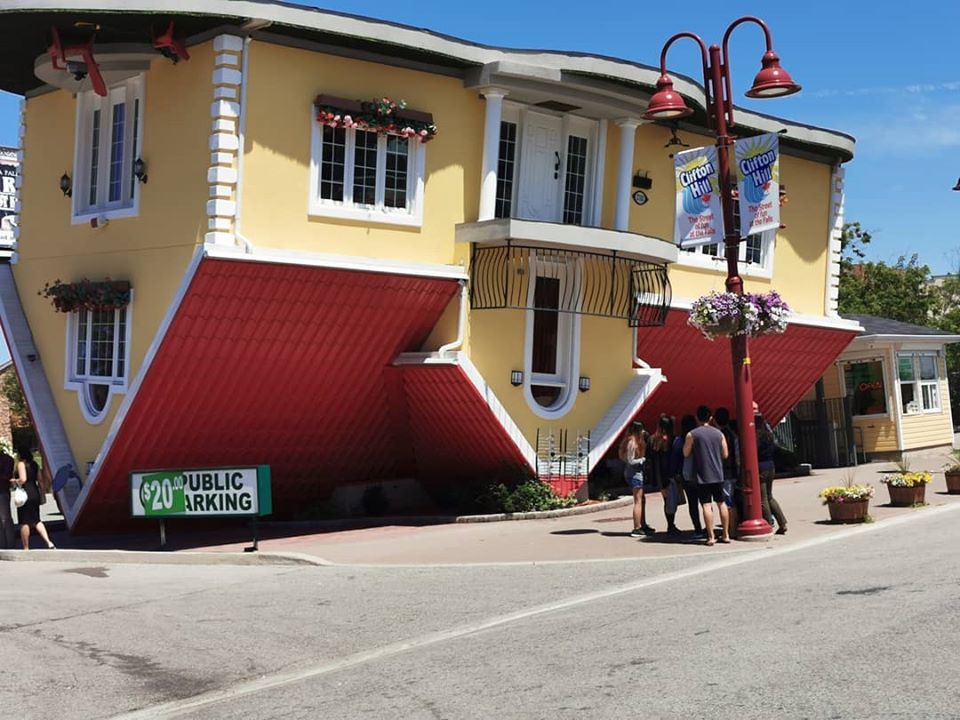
[470,243,671,327]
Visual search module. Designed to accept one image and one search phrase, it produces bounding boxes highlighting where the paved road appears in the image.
[3,503,959,719]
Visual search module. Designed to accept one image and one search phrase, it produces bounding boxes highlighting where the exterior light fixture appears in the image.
[578,376,591,392]
[744,51,801,98]
[59,172,72,197]
[133,158,148,184]
[643,74,693,120]
[645,15,799,539]
[632,172,653,190]
[953,177,960,192]
[510,370,524,386]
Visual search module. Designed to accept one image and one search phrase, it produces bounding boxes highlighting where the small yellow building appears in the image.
[0,1,860,531]
[813,314,959,461]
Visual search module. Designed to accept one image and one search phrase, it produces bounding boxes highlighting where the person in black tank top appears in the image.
[13,445,55,550]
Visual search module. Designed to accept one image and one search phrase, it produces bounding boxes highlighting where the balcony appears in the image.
[465,239,671,326]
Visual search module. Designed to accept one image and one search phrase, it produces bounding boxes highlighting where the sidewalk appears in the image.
[7,450,959,565]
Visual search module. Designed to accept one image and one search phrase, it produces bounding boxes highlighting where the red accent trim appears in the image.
[48,27,106,97]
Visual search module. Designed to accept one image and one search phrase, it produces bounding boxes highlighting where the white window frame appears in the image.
[72,75,144,224]
[64,297,133,424]
[523,256,582,420]
[309,117,426,227]
[677,229,776,279]
[498,104,601,226]
[896,351,941,415]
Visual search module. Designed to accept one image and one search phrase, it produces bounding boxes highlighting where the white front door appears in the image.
[517,112,562,222]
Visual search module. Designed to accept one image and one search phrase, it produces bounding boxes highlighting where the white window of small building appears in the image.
[897,352,940,415]
[66,304,131,423]
[523,257,581,419]
[310,123,426,227]
[73,76,143,223]
[841,359,888,416]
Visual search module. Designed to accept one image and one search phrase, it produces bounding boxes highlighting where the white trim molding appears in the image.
[825,165,845,317]
[588,368,664,471]
[206,34,245,246]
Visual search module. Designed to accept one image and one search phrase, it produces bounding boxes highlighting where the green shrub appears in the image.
[483,478,577,514]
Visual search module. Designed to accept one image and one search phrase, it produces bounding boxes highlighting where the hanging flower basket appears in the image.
[39,278,131,313]
[688,290,790,341]
[315,94,438,142]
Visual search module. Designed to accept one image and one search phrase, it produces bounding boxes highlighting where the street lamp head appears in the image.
[745,50,801,98]
[642,74,694,120]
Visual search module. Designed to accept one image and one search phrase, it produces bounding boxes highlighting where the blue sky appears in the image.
[0,0,957,362]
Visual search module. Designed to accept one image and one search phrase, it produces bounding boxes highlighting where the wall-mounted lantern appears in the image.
[133,158,148,184]
[578,376,591,392]
[510,370,524,387]
[59,172,72,198]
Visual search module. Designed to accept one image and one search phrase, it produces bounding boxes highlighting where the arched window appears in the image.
[524,257,581,418]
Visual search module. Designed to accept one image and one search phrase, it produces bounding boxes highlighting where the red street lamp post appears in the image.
[643,17,801,537]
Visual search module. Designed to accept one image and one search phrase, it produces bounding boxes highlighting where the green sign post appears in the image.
[130,466,272,550]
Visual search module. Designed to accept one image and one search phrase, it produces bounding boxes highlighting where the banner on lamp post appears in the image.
[735,133,780,236]
[674,145,723,248]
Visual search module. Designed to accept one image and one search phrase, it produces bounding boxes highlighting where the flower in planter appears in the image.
[818,484,874,504]
[881,470,932,488]
[688,290,790,340]
[39,278,131,313]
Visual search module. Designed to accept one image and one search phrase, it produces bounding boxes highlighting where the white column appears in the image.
[478,88,507,222]
[614,118,640,232]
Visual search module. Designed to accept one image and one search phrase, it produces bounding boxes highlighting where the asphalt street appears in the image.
[2,505,959,719]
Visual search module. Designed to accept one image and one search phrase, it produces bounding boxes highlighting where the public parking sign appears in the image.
[130,466,272,519]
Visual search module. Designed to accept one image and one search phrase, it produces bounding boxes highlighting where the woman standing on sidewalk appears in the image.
[755,405,787,534]
[13,445,55,550]
[620,422,650,538]
[650,414,681,536]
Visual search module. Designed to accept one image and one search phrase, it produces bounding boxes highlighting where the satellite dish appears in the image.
[52,464,76,493]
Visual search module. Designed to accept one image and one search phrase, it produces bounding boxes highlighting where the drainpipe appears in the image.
[632,326,651,369]
[438,280,468,358]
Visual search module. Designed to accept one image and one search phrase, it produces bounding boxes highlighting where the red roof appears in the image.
[71,258,459,532]
[633,309,856,428]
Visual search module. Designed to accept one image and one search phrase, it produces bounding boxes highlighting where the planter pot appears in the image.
[886,483,926,506]
[704,316,742,336]
[945,471,960,495]
[827,499,869,523]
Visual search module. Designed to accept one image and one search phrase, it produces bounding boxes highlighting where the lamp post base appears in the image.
[737,517,774,538]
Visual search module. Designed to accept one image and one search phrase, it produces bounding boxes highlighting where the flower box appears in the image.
[314,94,437,142]
[39,279,131,313]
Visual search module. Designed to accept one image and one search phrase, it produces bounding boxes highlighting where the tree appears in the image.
[837,222,937,325]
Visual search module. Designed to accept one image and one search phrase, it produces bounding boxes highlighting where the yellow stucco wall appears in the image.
[15,45,214,474]
[468,308,637,443]
[240,40,478,266]
[617,123,832,316]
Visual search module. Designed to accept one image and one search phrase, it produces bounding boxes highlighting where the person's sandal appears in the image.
[46,542,56,549]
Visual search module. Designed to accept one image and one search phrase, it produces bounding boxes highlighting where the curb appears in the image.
[0,549,329,567]
[455,496,633,523]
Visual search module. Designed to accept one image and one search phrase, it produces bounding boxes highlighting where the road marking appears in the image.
[109,502,960,719]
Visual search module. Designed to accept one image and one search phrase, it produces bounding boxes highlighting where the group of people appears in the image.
[619,403,788,545]
[0,445,55,550]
